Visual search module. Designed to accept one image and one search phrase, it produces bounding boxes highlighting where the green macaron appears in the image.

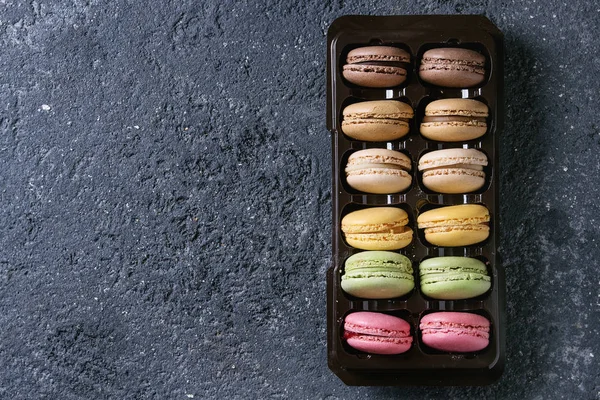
[419,257,491,300]
[342,251,414,299]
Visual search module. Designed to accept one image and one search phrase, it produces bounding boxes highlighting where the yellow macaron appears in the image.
[417,204,489,246]
[341,207,413,250]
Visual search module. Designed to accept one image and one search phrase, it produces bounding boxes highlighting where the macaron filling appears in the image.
[420,271,490,284]
[347,54,410,64]
[346,163,409,173]
[420,323,489,340]
[418,215,489,229]
[420,57,485,75]
[346,60,411,69]
[424,224,489,234]
[422,116,486,123]
[344,114,411,122]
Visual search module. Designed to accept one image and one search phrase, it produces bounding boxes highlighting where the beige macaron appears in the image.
[420,99,488,142]
[342,100,414,142]
[346,148,412,194]
[417,204,490,247]
[342,207,413,250]
[418,148,488,193]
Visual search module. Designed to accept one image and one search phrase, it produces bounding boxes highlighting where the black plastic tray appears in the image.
[326,15,505,386]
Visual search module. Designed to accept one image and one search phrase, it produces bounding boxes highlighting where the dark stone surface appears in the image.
[1,0,598,398]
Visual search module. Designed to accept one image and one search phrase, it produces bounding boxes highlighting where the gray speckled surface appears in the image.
[0,0,599,399]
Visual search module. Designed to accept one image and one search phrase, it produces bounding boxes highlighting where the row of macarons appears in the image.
[341,205,491,249]
[342,45,488,89]
[341,98,489,143]
[342,252,491,301]
[343,310,491,355]
[345,147,489,194]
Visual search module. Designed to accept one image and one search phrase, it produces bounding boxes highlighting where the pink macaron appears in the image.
[419,312,490,352]
[343,311,412,355]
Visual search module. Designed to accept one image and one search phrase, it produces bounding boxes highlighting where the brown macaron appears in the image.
[343,46,411,88]
[342,100,414,142]
[418,148,488,193]
[419,48,486,88]
[420,99,488,142]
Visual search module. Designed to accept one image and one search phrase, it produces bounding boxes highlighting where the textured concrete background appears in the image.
[1,0,599,399]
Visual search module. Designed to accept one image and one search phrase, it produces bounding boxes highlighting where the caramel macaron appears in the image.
[417,204,490,247]
[342,207,413,250]
[342,100,414,142]
[343,46,411,88]
[418,148,488,193]
[346,149,412,194]
[420,99,488,142]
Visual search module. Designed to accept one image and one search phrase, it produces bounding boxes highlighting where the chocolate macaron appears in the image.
[418,148,488,193]
[342,100,414,142]
[419,48,486,88]
[420,99,488,142]
[346,148,412,194]
[343,46,411,88]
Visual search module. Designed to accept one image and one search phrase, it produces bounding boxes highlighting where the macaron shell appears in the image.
[342,207,409,233]
[419,66,485,88]
[346,335,412,355]
[346,46,411,64]
[424,225,489,247]
[343,120,410,141]
[342,276,414,299]
[420,312,490,352]
[343,100,414,117]
[345,229,413,250]
[420,275,491,299]
[345,311,412,335]
[424,99,489,117]
[422,168,485,193]
[420,122,487,142]
[343,66,407,88]
[347,171,412,194]
[419,255,487,271]
[421,331,489,352]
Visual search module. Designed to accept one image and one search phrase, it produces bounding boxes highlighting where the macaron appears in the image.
[341,207,413,250]
[419,48,486,88]
[419,257,491,299]
[420,312,490,352]
[417,204,490,247]
[343,46,411,88]
[345,149,412,194]
[342,251,414,299]
[418,148,488,193]
[342,100,414,142]
[344,311,412,355]
[420,99,488,142]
